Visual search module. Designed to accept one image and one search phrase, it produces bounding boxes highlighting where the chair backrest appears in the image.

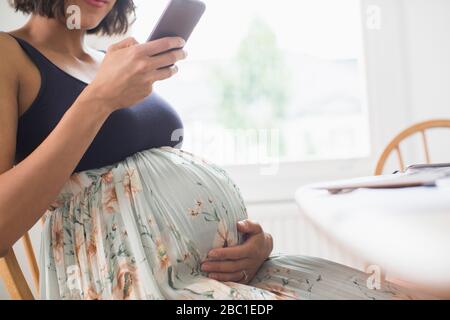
[0,233,39,300]
[375,119,450,175]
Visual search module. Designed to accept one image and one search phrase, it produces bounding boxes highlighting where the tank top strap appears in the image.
[7,34,54,76]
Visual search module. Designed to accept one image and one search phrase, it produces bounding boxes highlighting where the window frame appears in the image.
[223,0,412,203]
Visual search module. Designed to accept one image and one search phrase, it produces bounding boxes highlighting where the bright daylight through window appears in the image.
[132,0,371,166]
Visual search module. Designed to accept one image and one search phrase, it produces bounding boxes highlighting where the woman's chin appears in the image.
[67,23,101,34]
[80,21,102,32]
[72,13,105,31]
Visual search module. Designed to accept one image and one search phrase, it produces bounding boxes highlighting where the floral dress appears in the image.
[40,148,422,300]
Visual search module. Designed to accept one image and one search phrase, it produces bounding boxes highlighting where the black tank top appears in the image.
[11,35,184,173]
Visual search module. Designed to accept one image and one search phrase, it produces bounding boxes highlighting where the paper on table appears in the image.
[312,172,447,194]
[405,163,450,174]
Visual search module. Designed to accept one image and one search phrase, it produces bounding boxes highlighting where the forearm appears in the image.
[0,87,111,252]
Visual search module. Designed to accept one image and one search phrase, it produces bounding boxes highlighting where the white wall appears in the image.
[363,0,450,168]
[1,0,450,299]
[402,0,450,163]
[0,0,28,29]
[405,0,450,121]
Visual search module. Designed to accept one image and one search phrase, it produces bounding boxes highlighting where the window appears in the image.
[132,0,370,166]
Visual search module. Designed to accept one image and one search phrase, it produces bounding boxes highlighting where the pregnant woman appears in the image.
[0,0,421,300]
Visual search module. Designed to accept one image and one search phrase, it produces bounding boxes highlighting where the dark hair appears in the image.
[9,0,136,35]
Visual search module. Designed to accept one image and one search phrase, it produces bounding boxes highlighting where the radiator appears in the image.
[247,201,367,271]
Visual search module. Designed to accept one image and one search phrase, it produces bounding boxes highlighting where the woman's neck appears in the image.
[21,15,88,58]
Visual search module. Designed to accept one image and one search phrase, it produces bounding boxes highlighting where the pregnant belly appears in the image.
[47,147,248,297]
[120,148,249,262]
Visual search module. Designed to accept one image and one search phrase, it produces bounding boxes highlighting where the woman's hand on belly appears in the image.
[201,220,274,284]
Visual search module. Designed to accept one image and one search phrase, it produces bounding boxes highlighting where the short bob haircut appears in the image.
[9,0,136,35]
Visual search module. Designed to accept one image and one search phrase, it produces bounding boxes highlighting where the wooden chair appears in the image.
[375,119,450,175]
[0,232,40,300]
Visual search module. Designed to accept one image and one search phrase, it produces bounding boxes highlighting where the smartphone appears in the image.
[147,0,206,45]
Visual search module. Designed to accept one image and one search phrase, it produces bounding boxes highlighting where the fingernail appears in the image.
[238,221,246,227]
[202,264,210,272]
[208,251,218,258]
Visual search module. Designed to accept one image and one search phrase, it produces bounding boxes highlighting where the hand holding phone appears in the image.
[148,0,206,46]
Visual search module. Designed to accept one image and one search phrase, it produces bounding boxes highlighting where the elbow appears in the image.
[0,237,11,258]
[0,248,8,258]
[0,236,9,258]
[0,223,11,258]
[0,232,13,257]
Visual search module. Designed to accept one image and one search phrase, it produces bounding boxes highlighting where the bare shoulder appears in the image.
[0,33,21,172]
[0,32,27,78]
[0,32,20,114]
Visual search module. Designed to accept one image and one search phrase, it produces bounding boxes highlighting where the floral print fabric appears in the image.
[40,148,420,300]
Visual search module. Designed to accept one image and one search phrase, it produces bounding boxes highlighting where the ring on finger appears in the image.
[241,270,249,282]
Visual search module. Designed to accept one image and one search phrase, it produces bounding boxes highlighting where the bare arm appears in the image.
[0,52,111,256]
[0,36,187,256]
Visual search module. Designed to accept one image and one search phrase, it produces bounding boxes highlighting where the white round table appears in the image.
[295,184,450,297]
